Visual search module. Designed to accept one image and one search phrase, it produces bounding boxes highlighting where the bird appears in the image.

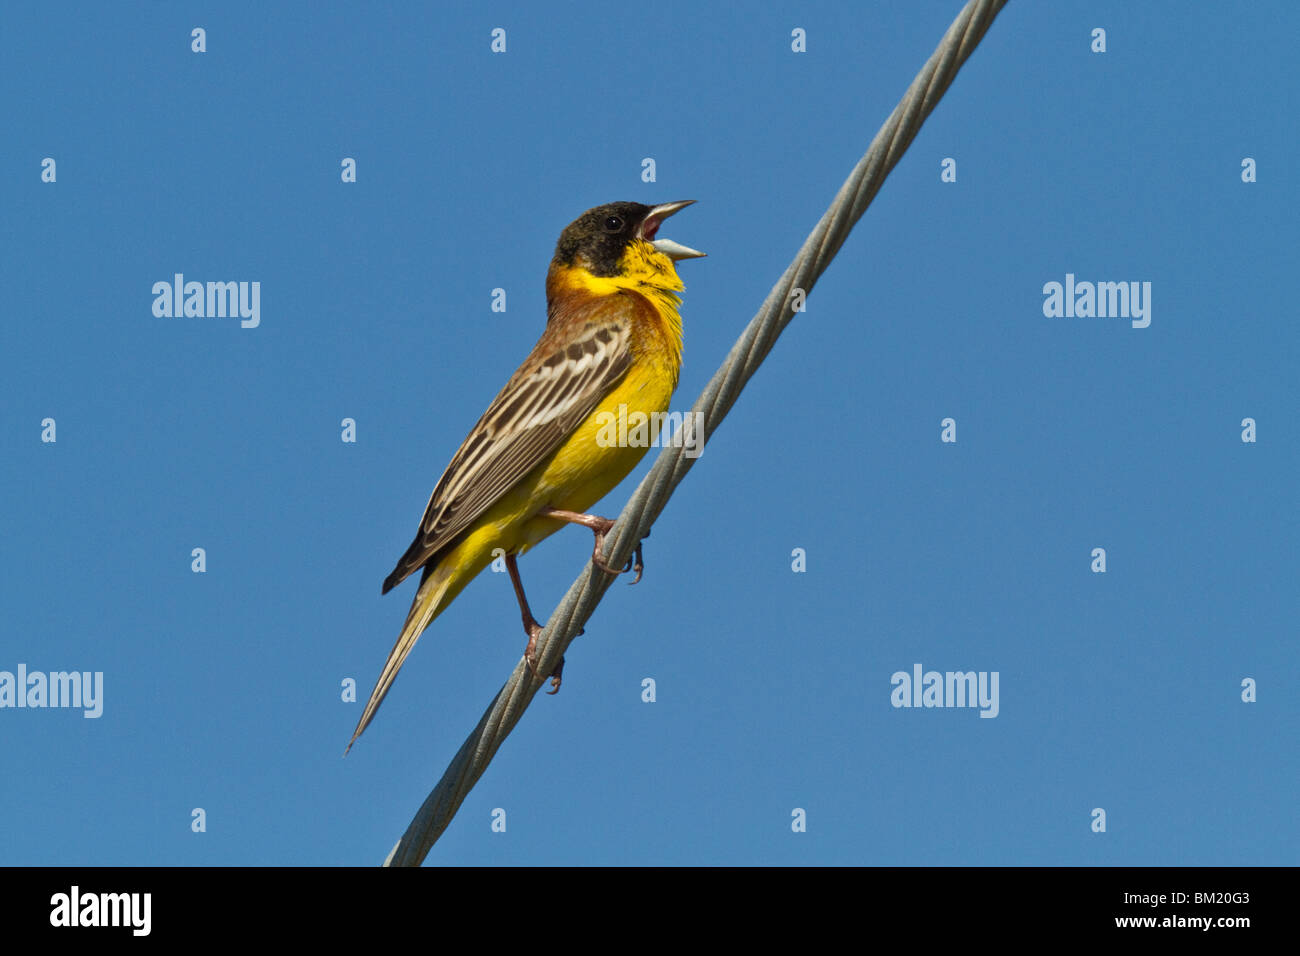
[346,200,704,754]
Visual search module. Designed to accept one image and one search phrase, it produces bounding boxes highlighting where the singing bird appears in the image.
[347,201,704,753]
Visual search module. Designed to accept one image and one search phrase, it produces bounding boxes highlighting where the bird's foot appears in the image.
[538,508,649,584]
[523,625,565,695]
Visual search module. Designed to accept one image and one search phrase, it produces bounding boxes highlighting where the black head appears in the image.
[552,201,702,278]
[552,202,653,278]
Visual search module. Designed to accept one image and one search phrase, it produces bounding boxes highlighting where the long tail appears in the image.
[345,560,459,755]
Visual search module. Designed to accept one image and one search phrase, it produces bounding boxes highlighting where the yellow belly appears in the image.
[518,356,675,550]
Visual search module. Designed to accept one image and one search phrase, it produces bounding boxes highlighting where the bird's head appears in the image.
[552,201,705,280]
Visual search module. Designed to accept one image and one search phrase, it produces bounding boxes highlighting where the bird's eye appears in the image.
[602,215,624,233]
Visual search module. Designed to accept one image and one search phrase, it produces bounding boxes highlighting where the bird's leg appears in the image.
[505,552,564,694]
[538,507,649,584]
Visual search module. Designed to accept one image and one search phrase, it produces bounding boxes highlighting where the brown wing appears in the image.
[382,296,638,593]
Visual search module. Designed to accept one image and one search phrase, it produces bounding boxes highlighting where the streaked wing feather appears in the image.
[383,302,635,591]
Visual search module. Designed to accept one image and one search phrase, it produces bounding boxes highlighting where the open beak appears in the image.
[638,200,706,260]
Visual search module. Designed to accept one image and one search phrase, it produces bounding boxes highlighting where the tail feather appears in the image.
[345,561,458,755]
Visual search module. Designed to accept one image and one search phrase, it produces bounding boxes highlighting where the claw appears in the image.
[523,626,564,694]
[626,540,645,585]
[545,657,565,695]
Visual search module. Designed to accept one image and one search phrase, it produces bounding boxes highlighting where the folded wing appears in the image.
[382,297,638,593]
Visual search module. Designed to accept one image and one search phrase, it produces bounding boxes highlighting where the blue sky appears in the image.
[3,1,1296,866]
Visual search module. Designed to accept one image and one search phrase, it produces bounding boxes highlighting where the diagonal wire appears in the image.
[384,0,1010,866]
